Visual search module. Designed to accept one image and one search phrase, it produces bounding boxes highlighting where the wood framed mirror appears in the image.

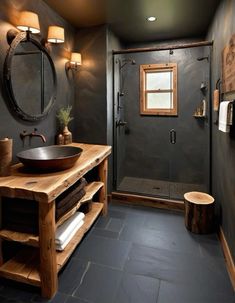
[4,31,57,122]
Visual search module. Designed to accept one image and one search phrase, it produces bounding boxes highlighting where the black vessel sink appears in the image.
[17,145,83,171]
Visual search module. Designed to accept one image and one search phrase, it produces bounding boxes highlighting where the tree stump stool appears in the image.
[184,191,214,234]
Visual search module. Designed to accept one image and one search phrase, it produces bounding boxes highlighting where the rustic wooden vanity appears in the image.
[0,143,111,298]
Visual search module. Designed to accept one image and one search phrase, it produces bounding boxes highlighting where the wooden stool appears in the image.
[184,191,214,234]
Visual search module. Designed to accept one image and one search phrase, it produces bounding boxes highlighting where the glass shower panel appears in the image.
[114,45,210,200]
[168,47,210,199]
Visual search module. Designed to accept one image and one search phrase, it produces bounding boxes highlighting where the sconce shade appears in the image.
[47,26,64,43]
[70,52,82,65]
[17,11,40,34]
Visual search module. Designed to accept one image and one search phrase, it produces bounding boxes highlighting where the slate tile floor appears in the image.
[0,201,234,303]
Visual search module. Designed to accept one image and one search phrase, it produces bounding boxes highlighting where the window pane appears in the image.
[146,92,173,109]
[146,71,173,90]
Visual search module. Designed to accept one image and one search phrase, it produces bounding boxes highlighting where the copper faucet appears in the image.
[20,128,46,143]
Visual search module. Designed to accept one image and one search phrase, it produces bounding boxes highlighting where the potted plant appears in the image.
[56,105,74,144]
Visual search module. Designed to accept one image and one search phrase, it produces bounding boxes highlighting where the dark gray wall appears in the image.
[74,25,123,192]
[73,25,107,145]
[114,44,210,195]
[107,28,123,190]
[0,0,75,161]
[207,0,235,262]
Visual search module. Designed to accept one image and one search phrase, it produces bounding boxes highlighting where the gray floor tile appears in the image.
[157,280,235,303]
[74,263,122,303]
[94,216,110,229]
[125,244,234,295]
[108,209,126,219]
[106,218,124,232]
[119,224,201,256]
[114,272,160,303]
[91,228,119,239]
[73,235,131,269]
[32,292,68,303]
[65,296,89,303]
[144,210,185,233]
[0,282,36,302]
[196,234,224,258]
[58,258,89,295]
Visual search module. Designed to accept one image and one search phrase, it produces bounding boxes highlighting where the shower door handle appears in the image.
[170,129,176,144]
[116,120,127,127]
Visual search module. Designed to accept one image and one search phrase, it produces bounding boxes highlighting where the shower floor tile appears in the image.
[117,176,206,199]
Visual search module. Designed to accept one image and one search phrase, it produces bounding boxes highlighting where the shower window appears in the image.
[140,63,177,115]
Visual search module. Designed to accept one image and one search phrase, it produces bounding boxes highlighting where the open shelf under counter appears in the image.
[0,202,103,287]
[0,181,104,244]
[56,181,104,227]
[0,247,41,287]
[0,229,39,247]
[57,202,103,270]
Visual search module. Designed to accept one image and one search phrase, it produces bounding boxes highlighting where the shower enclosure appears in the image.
[113,44,211,200]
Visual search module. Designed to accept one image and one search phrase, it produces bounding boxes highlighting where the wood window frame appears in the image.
[140,63,178,116]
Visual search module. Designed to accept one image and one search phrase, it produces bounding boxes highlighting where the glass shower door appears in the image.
[168,47,210,199]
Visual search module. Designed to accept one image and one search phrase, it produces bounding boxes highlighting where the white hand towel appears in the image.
[56,220,84,251]
[56,212,85,245]
[219,101,233,133]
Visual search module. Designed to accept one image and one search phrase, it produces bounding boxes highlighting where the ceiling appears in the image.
[43,0,221,43]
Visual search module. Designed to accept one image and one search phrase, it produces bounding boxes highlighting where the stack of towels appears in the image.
[55,211,85,251]
[56,177,87,221]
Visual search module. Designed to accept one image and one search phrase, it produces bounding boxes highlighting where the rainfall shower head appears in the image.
[197,56,209,61]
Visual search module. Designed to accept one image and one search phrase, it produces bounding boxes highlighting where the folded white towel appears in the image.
[56,212,85,245]
[219,101,233,133]
[56,219,84,251]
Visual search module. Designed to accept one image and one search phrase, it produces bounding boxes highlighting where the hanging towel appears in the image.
[56,220,84,251]
[219,101,233,133]
[55,211,85,245]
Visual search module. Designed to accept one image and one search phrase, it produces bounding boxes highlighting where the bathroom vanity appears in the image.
[0,143,111,298]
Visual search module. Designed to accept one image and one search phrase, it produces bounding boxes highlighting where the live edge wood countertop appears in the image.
[0,143,112,203]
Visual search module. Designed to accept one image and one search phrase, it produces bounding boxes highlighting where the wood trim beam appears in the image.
[113,41,213,55]
[111,192,184,211]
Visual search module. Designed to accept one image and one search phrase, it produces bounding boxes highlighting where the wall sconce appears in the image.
[47,26,64,43]
[66,52,82,71]
[17,11,40,34]
[13,10,64,46]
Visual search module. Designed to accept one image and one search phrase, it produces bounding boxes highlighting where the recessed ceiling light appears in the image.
[147,16,156,22]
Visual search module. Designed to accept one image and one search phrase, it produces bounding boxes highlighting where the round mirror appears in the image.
[4,32,56,121]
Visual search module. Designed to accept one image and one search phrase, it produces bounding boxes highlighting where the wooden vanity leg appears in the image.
[98,158,108,216]
[39,201,57,299]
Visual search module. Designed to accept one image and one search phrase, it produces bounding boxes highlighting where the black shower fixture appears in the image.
[120,58,136,69]
[197,56,209,61]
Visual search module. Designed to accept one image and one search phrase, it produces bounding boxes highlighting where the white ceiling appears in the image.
[43,0,221,43]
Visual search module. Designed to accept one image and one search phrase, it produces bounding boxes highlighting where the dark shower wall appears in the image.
[74,26,123,192]
[116,45,210,190]
[207,0,235,262]
[0,0,75,160]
